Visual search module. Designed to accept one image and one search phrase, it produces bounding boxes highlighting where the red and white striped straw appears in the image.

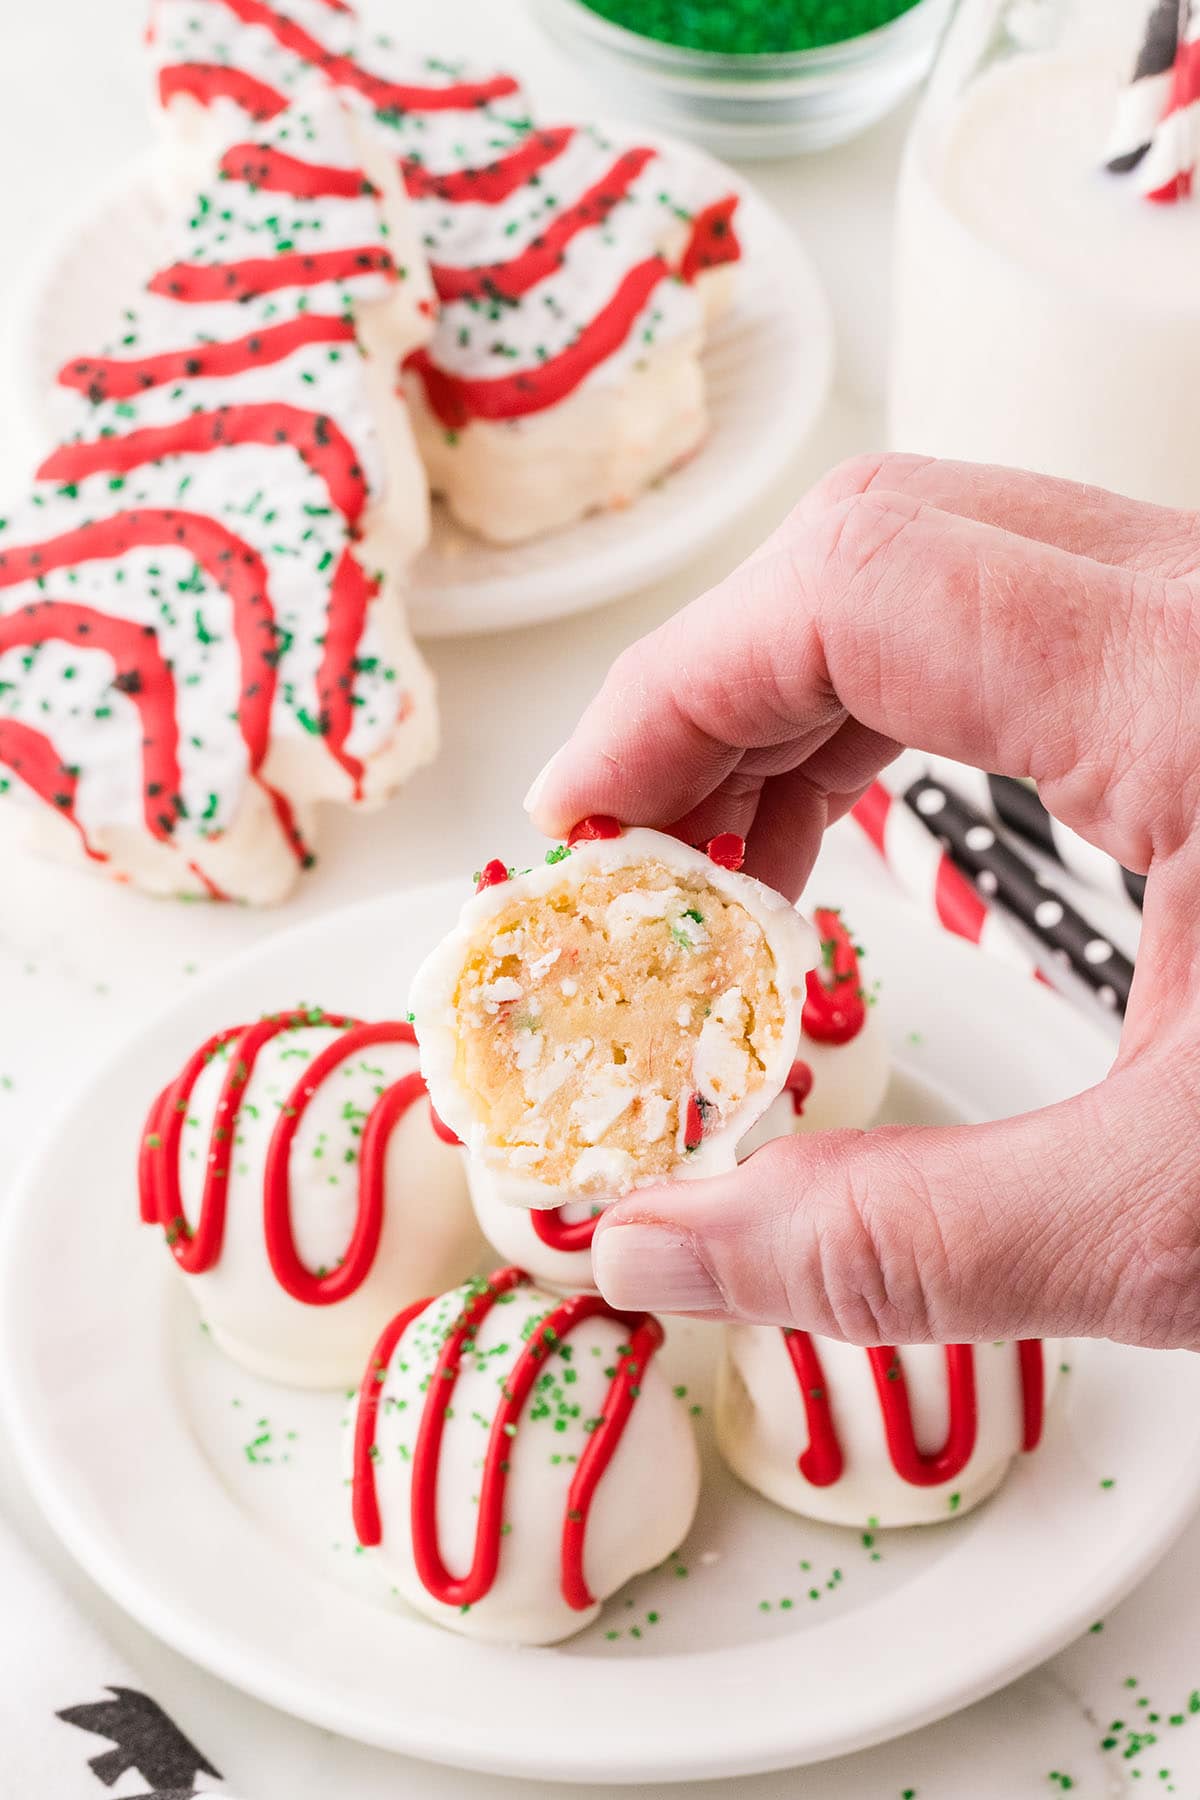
[851,780,1048,985]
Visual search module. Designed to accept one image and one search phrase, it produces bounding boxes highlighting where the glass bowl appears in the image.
[529,0,955,157]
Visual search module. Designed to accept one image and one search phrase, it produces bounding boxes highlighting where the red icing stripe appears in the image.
[431,147,656,303]
[38,403,369,524]
[352,1267,665,1613]
[214,0,521,111]
[140,1016,440,1276]
[400,128,574,204]
[681,194,741,283]
[867,1345,978,1486]
[147,244,394,303]
[783,1333,1047,1490]
[1019,1340,1046,1451]
[57,314,358,401]
[264,1026,429,1304]
[0,601,181,839]
[932,853,987,944]
[316,550,377,799]
[407,254,669,426]
[0,718,104,861]
[158,63,289,120]
[803,907,866,1046]
[218,142,375,198]
[530,1206,600,1254]
[258,778,315,870]
[0,510,277,770]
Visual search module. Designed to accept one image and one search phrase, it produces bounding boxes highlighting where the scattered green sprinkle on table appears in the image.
[576,0,923,55]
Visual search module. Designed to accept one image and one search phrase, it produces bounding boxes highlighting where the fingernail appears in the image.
[592,1224,723,1313]
[523,750,560,816]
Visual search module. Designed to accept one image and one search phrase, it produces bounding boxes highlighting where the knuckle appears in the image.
[801,452,928,519]
[775,1130,951,1346]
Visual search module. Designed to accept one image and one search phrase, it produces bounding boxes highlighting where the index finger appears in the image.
[528,488,1137,855]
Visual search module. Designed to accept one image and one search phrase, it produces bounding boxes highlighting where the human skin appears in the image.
[525,453,1200,1351]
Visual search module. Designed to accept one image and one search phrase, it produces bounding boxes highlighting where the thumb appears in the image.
[590,1058,1200,1348]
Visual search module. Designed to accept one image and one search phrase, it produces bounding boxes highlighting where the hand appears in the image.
[526,454,1200,1351]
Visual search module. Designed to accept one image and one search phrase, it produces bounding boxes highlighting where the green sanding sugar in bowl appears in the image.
[575,0,924,55]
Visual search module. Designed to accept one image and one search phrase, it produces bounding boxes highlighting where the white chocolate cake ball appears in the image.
[738,905,890,1151]
[716,1327,1057,1529]
[466,1160,607,1293]
[410,822,816,1203]
[348,1267,700,1644]
[139,1009,483,1388]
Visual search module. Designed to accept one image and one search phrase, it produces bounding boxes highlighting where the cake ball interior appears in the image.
[453,860,787,1191]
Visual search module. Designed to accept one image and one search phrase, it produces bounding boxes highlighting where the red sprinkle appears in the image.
[567,815,623,846]
[476,859,509,891]
[684,1091,705,1151]
[705,833,745,871]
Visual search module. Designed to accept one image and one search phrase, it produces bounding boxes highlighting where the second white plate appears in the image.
[2,833,1197,1784]
[7,137,832,638]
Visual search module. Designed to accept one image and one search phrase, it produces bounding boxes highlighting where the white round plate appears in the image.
[6,136,832,638]
[3,833,1197,1785]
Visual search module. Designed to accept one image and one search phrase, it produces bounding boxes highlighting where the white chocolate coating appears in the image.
[156,1018,483,1387]
[716,1328,1059,1528]
[348,1275,700,1643]
[466,1159,607,1293]
[739,998,890,1153]
[410,829,816,1203]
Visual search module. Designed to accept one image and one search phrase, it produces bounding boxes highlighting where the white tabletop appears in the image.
[0,3,1193,1796]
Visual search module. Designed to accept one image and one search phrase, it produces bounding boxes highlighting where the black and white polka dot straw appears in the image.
[902,774,1135,1015]
[921,756,1146,911]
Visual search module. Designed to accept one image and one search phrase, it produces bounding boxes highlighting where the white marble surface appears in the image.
[0,2,1194,1795]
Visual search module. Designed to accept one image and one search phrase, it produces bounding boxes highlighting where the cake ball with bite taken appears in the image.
[139,1009,483,1387]
[716,1328,1057,1529]
[348,1264,700,1644]
[409,819,817,1204]
[739,905,890,1151]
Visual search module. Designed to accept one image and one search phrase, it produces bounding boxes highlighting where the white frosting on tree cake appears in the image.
[149,0,745,543]
[0,87,436,900]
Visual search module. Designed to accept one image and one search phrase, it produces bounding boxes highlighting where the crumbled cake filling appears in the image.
[452,862,786,1190]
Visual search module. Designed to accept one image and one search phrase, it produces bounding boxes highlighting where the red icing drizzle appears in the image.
[530,1205,601,1254]
[147,244,394,304]
[214,0,521,112]
[680,195,741,284]
[158,63,288,120]
[0,718,103,861]
[315,550,381,800]
[38,403,369,525]
[218,142,376,199]
[803,907,866,1046]
[139,1014,442,1291]
[351,1266,664,1612]
[400,129,575,205]
[0,511,278,772]
[782,1332,1046,1489]
[0,601,181,839]
[58,315,358,401]
[784,1059,813,1116]
[406,255,669,426]
[263,1025,427,1304]
[431,147,657,303]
